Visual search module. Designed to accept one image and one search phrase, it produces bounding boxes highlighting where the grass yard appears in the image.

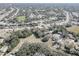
[16,16,26,22]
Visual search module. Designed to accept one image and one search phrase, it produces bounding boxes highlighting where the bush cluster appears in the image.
[15,43,52,56]
[6,29,32,53]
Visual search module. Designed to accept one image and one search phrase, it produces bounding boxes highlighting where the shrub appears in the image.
[0,44,3,49]
[15,43,52,56]
[6,34,19,53]
[6,29,32,53]
[14,30,24,38]
[33,30,44,38]
[10,28,32,39]
[41,36,49,42]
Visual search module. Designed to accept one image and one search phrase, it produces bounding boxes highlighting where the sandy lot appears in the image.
[67,25,79,34]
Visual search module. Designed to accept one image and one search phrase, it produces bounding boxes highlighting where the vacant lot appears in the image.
[67,26,79,34]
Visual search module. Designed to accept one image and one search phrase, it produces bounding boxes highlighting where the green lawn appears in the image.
[16,16,26,22]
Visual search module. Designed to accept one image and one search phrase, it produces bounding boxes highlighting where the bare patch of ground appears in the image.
[67,25,79,34]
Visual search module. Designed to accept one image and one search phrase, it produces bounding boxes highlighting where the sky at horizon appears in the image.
[0,0,79,3]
